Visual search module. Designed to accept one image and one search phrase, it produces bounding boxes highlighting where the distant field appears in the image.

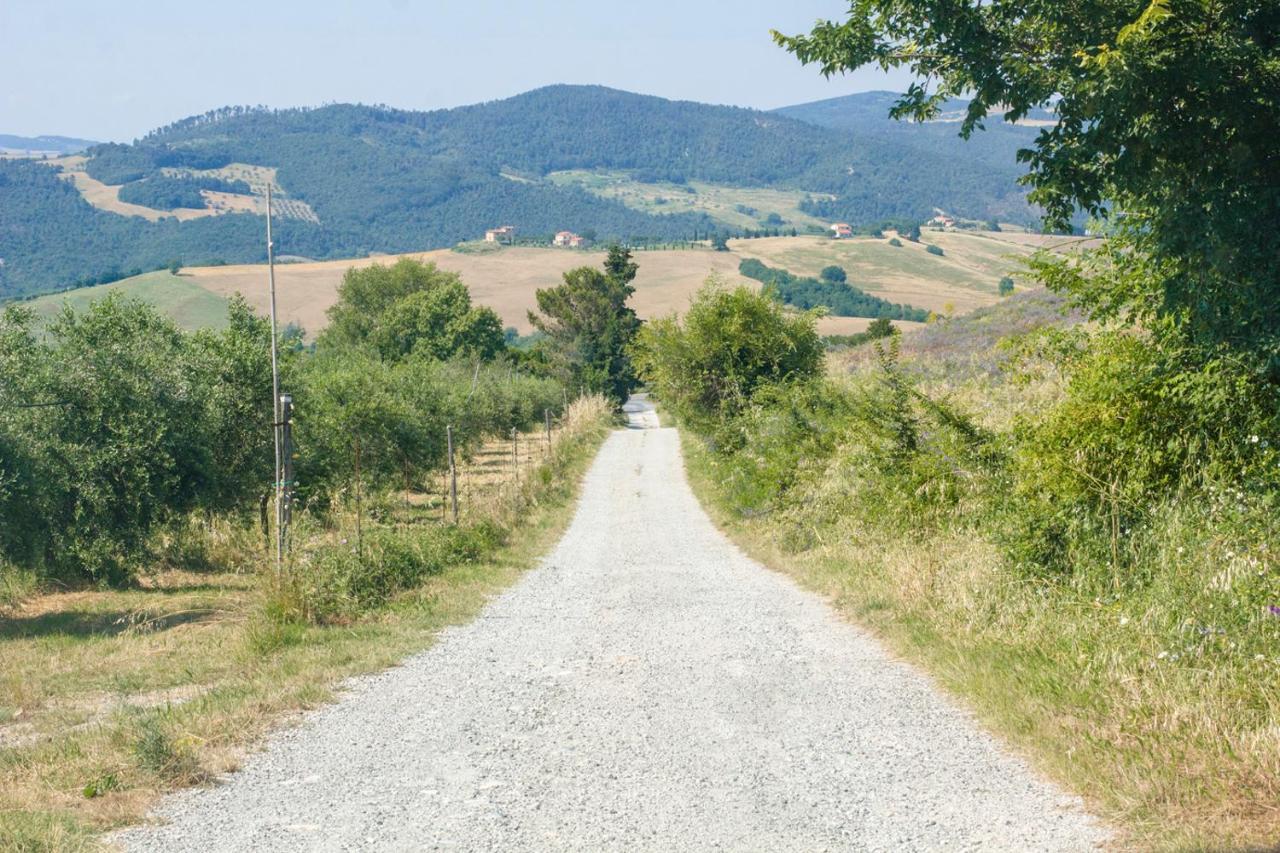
[14,232,1042,339]
[734,231,1039,315]
[547,170,834,231]
[15,271,230,331]
[44,157,318,223]
[184,246,753,336]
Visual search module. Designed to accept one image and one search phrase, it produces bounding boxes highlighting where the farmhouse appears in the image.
[929,214,956,228]
[553,230,587,248]
[485,225,516,243]
[829,222,853,239]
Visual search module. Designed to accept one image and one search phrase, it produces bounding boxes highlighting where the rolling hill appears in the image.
[16,231,1046,340]
[0,86,1041,300]
[0,134,99,156]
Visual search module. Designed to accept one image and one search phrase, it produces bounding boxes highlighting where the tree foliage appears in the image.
[739,258,928,321]
[528,247,642,404]
[774,0,1280,375]
[632,279,824,438]
[321,259,505,362]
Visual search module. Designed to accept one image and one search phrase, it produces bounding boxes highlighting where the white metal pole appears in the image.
[266,183,283,574]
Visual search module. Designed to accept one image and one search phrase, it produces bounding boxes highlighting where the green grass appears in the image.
[11,272,230,332]
[546,169,833,231]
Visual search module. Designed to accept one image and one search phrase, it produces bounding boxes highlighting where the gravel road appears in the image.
[116,398,1107,851]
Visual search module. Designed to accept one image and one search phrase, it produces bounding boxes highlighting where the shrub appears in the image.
[926,244,945,256]
[632,278,823,440]
[1006,333,1280,576]
[820,265,847,284]
[888,237,903,247]
[998,276,1015,296]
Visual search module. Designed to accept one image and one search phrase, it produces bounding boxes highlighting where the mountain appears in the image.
[0,134,99,155]
[775,91,1051,171]
[1,86,1037,300]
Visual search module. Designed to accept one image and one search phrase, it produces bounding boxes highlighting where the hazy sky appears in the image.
[1,0,911,142]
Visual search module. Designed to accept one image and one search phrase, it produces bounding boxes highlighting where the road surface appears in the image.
[118,397,1106,851]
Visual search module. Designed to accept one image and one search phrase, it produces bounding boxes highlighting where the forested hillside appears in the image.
[775,91,1051,172]
[1,86,1035,299]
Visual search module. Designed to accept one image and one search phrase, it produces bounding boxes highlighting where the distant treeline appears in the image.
[738,258,929,321]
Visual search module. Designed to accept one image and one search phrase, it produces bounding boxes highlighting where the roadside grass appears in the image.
[0,397,614,850]
[14,272,230,332]
[678,301,1279,850]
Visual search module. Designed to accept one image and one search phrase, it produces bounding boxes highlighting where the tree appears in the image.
[774,0,1280,377]
[926,244,944,257]
[632,278,824,435]
[604,244,639,286]
[321,258,503,362]
[820,265,847,284]
[710,233,729,252]
[528,255,642,404]
[998,276,1015,297]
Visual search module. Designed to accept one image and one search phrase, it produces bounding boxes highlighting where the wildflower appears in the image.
[1119,616,1129,626]
[1269,605,1280,618]
[1249,435,1259,444]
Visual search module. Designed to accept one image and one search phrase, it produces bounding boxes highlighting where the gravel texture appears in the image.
[116,398,1108,851]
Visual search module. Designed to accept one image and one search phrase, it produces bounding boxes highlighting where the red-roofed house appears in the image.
[830,222,853,239]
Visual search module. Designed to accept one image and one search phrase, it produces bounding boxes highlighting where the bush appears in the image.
[998,276,1015,296]
[820,265,847,284]
[1006,333,1280,576]
[298,521,504,621]
[632,279,823,441]
[888,237,903,247]
[926,244,945,256]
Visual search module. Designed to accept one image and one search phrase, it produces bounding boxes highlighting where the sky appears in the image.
[0,0,911,142]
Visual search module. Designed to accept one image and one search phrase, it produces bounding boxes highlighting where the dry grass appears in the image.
[0,398,614,851]
[182,242,962,340]
[733,233,1036,315]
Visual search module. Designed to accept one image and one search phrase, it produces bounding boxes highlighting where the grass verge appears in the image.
[0,398,614,851]
[682,429,1278,852]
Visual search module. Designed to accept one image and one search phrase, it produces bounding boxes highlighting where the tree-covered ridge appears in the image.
[2,86,1035,299]
[738,258,928,321]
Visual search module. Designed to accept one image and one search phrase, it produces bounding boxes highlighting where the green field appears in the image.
[11,271,230,331]
[547,170,833,231]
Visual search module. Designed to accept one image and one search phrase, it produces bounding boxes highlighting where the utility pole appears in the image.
[265,183,284,575]
[447,424,458,524]
[279,393,293,550]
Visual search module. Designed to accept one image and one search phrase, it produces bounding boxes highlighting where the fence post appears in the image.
[447,424,458,524]
[544,408,552,452]
[511,427,518,486]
